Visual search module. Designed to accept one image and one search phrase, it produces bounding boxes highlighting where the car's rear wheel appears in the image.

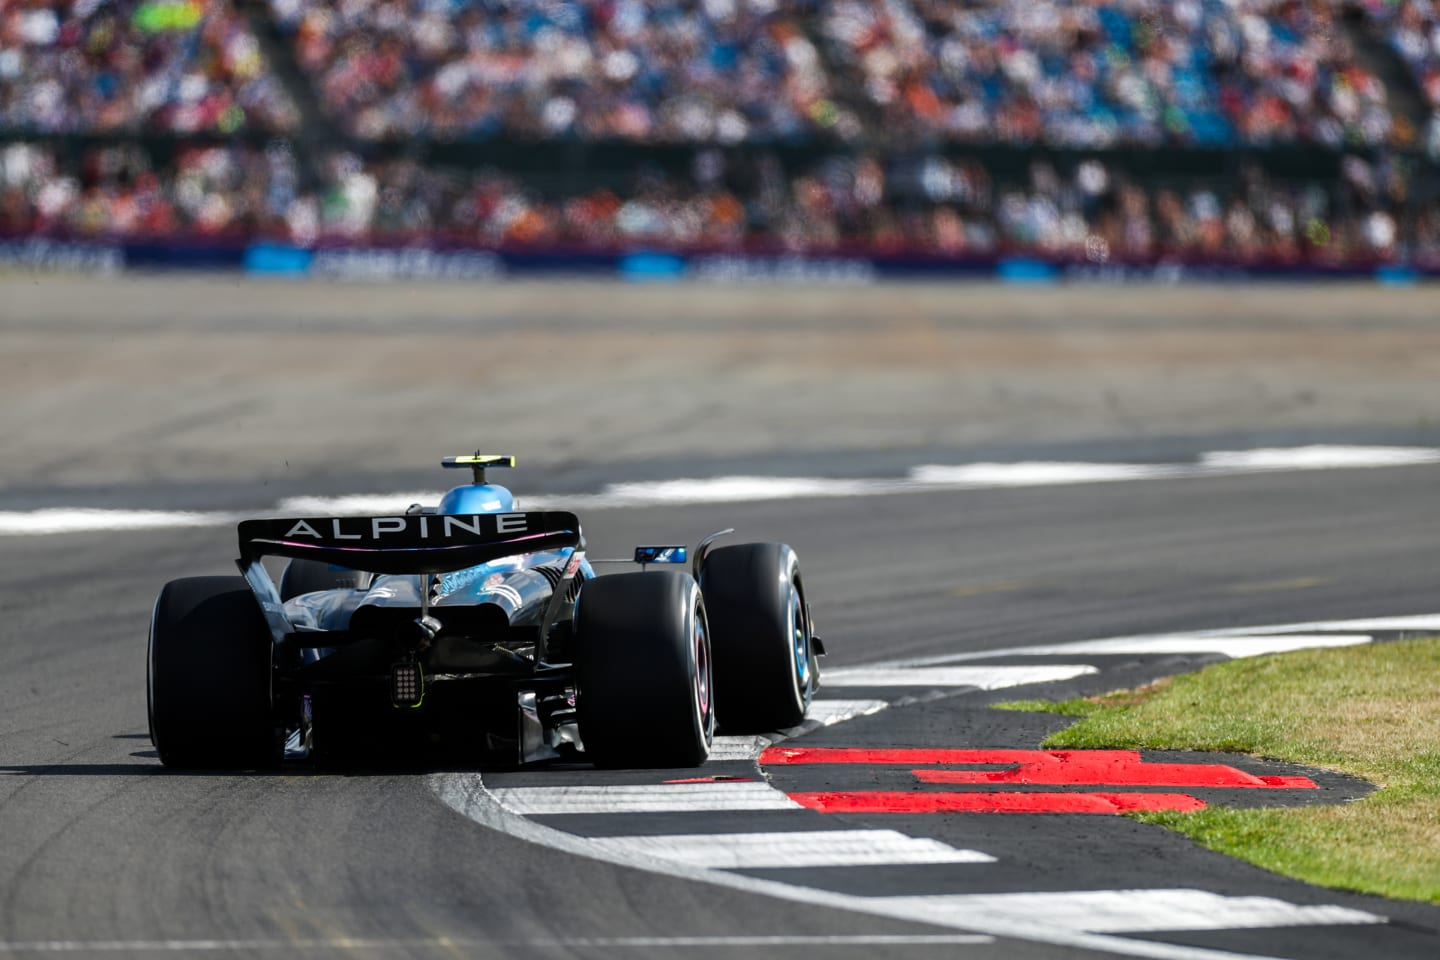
[279,559,373,602]
[701,542,816,733]
[148,576,281,769]
[575,571,713,768]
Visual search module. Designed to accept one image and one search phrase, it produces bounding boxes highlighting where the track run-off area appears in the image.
[2,278,1440,959]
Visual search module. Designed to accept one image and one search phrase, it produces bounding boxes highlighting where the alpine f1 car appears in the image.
[147,454,823,769]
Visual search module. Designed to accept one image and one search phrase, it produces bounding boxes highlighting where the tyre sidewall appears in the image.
[575,571,713,767]
[701,542,811,732]
[148,576,279,769]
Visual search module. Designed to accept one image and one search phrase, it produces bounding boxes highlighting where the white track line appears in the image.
[584,830,995,868]
[5,445,1439,536]
[706,735,772,762]
[0,508,239,536]
[1201,614,1440,635]
[801,698,889,724]
[898,630,1394,667]
[922,634,1375,663]
[822,664,1098,688]
[488,782,802,815]
[910,462,1184,485]
[706,699,889,760]
[276,492,442,514]
[871,890,1384,934]
[1200,446,1440,470]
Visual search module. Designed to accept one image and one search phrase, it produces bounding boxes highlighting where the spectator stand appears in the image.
[0,0,1437,279]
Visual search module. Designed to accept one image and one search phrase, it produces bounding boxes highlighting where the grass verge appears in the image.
[996,637,1440,903]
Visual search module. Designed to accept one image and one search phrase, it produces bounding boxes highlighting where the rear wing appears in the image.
[237,511,581,575]
[235,511,583,649]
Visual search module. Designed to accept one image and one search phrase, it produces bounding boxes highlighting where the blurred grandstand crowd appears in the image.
[1,0,1438,263]
[4,141,1433,262]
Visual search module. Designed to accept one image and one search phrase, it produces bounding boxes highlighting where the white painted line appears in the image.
[488,782,802,815]
[956,634,1374,661]
[803,698,890,725]
[1201,445,1440,471]
[707,701,890,761]
[431,773,1371,960]
[0,508,237,536]
[533,445,1440,509]
[822,664,1098,688]
[533,476,907,507]
[277,492,440,514]
[872,889,1385,933]
[1201,614,1440,636]
[585,829,995,869]
[911,462,1184,486]
[706,735,770,762]
[899,630,1391,667]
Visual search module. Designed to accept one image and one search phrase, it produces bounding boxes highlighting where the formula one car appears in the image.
[147,454,822,769]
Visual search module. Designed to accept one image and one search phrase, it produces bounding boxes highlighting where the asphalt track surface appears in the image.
[2,278,1440,959]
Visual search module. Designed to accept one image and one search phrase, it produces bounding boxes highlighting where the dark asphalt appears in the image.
[2,462,1439,958]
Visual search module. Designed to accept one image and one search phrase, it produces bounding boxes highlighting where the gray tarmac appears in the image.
[2,277,1438,492]
[1,277,1438,959]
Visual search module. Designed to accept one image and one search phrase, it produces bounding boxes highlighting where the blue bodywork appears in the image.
[285,479,592,645]
[432,480,595,607]
[436,482,517,515]
[434,480,594,603]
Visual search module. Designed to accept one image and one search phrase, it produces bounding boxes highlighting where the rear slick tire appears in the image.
[701,542,815,733]
[575,571,714,768]
[148,576,281,769]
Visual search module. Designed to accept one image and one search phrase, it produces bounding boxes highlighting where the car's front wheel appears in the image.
[701,542,816,733]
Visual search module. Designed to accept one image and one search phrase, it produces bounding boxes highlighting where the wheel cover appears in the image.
[789,588,810,693]
[695,616,713,736]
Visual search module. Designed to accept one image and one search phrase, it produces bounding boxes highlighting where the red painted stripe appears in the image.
[787,791,1208,815]
[1259,776,1319,788]
[760,747,1317,790]
[913,760,1316,790]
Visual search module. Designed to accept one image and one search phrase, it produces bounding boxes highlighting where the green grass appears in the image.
[994,637,1440,903]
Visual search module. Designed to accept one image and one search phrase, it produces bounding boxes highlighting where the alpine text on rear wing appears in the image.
[237,511,583,575]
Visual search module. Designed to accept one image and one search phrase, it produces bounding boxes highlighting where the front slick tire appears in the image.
[701,542,814,733]
[575,571,714,769]
[148,576,280,769]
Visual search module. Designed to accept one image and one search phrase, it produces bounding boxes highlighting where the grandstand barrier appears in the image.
[0,238,124,274]
[0,236,1432,284]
